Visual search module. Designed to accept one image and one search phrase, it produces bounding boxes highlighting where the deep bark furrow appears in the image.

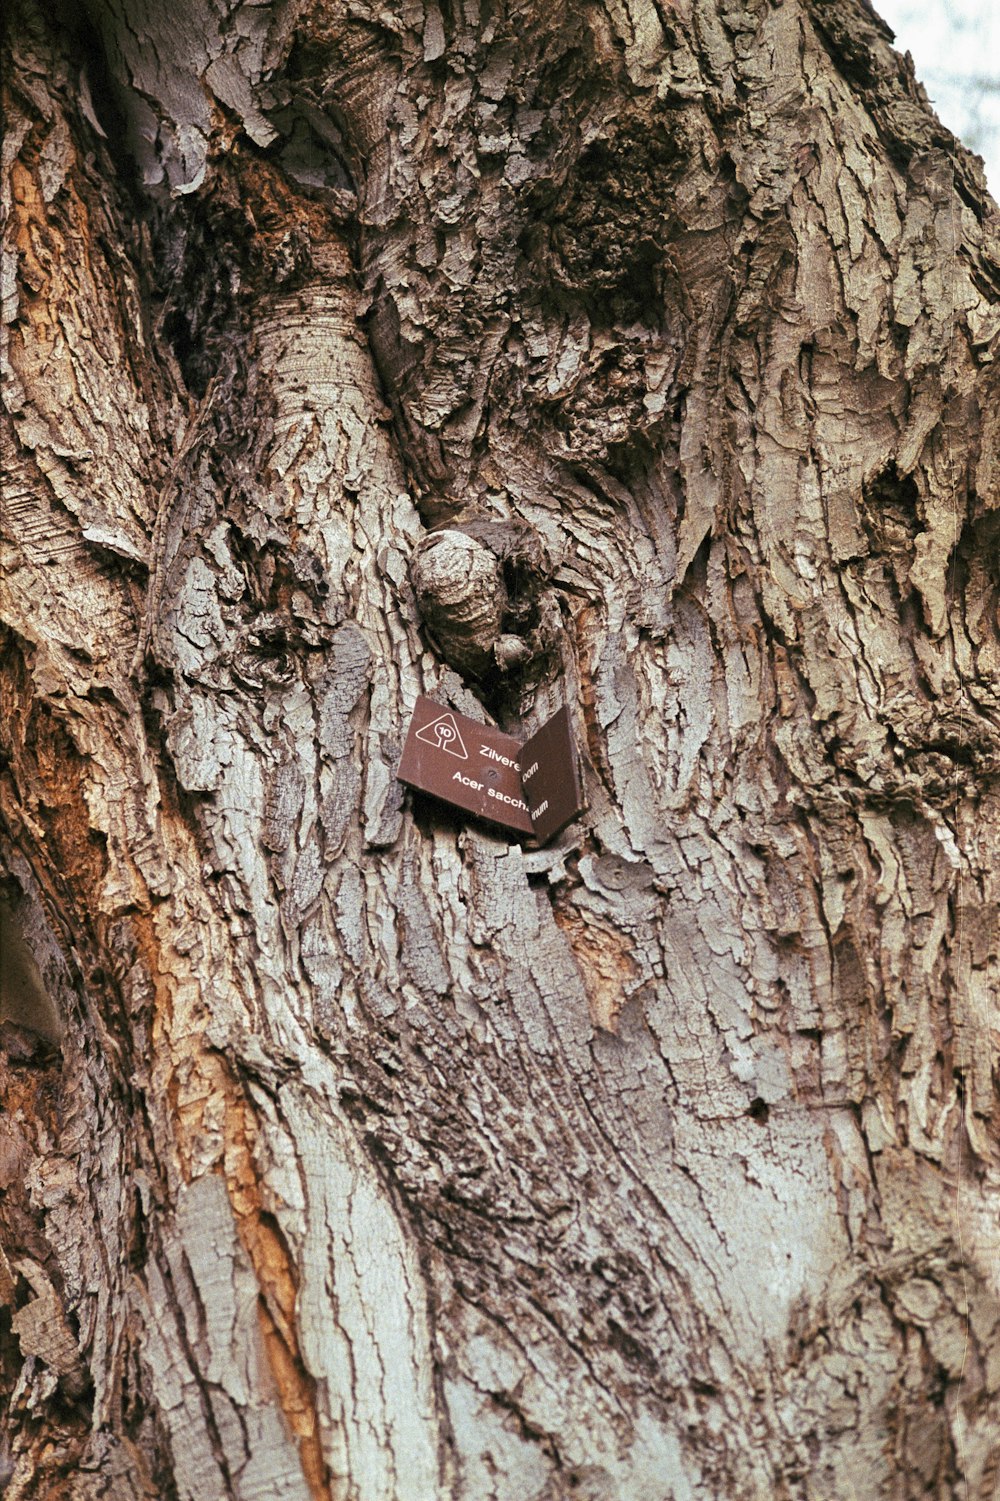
[2,0,999,1496]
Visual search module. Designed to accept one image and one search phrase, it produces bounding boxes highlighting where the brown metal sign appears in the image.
[397,696,533,834]
[397,697,585,844]
[519,706,585,844]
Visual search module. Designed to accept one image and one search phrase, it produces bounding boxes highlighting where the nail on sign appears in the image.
[397,696,584,844]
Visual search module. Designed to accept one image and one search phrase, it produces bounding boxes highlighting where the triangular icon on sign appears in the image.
[415,712,469,759]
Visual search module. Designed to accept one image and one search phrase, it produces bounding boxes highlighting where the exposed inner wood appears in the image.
[1,0,998,1495]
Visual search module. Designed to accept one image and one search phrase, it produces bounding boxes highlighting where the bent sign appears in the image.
[397,696,584,844]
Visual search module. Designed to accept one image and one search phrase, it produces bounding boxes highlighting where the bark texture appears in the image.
[2,0,999,1496]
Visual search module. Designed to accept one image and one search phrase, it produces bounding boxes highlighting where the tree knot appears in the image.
[409,518,552,682]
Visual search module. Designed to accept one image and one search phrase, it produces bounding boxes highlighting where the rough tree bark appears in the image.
[1,0,999,1495]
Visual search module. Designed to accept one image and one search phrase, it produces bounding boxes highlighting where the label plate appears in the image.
[397,696,533,834]
[520,706,585,844]
[398,697,585,844]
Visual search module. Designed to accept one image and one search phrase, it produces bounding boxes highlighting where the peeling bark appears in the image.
[2,0,999,1496]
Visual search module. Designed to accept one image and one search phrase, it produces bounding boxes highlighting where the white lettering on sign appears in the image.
[453,771,483,790]
[522,760,539,780]
[531,799,549,819]
[416,712,469,759]
[480,745,519,770]
[488,787,528,811]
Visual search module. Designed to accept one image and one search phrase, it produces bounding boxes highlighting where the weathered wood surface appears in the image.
[1,0,999,1495]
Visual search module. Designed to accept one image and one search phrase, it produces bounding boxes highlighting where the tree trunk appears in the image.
[2,0,999,1495]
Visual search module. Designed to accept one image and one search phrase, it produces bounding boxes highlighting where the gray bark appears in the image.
[1,0,999,1496]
